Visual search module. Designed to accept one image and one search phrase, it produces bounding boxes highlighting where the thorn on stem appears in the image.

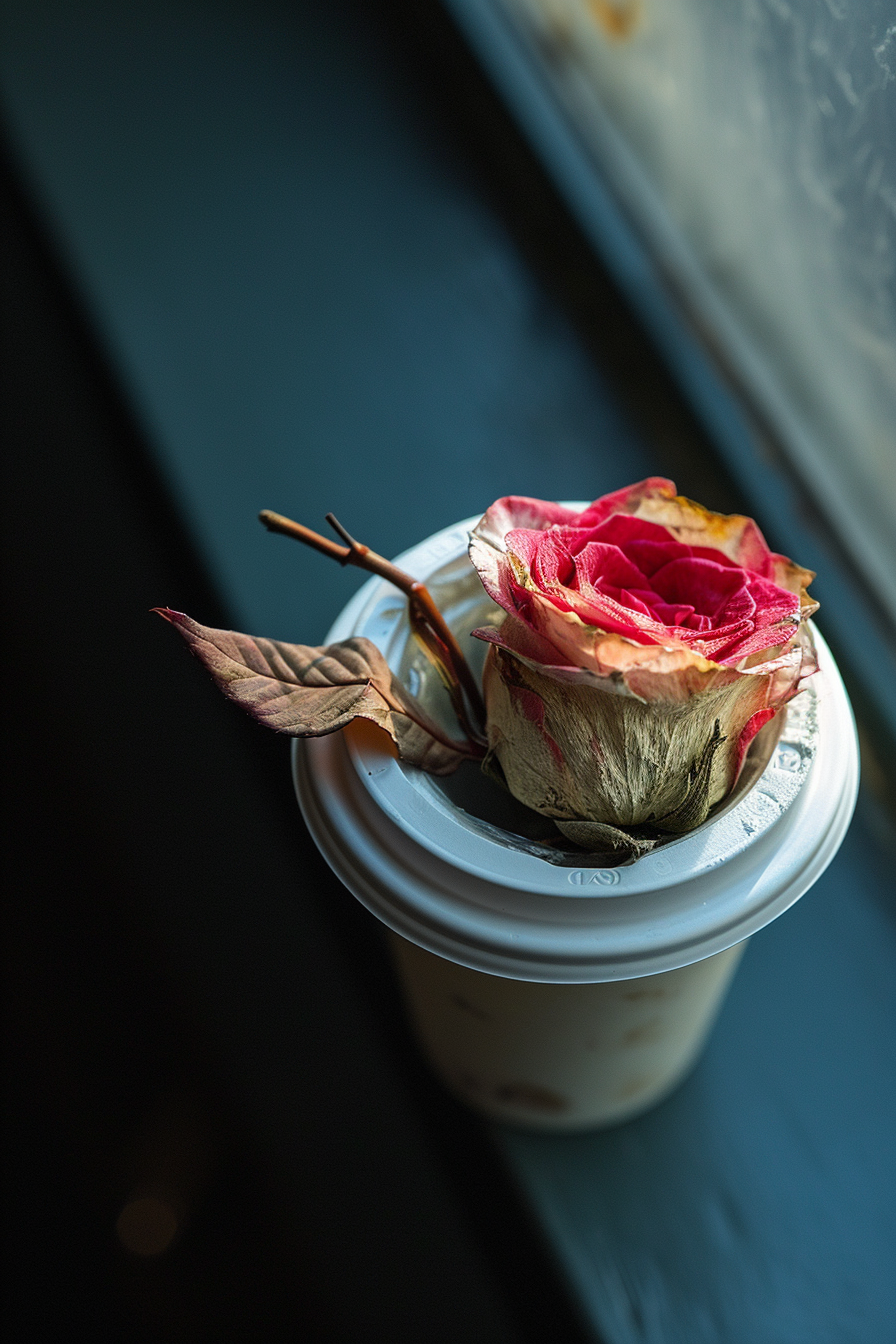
[325,513,368,557]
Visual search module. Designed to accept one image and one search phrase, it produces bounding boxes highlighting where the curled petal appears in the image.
[624,485,817,612]
[471,614,572,669]
[470,497,583,607]
[472,494,596,549]
[572,478,679,529]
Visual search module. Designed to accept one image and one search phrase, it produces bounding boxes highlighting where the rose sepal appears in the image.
[479,624,815,848]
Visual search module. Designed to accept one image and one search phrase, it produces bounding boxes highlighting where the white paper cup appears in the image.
[293,518,859,1130]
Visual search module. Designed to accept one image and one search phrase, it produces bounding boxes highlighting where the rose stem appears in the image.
[258,509,487,741]
[324,518,484,749]
[323,514,487,740]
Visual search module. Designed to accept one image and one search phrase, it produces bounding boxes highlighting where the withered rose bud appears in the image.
[469,479,818,857]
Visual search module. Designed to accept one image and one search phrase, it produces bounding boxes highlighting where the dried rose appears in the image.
[469,478,818,857]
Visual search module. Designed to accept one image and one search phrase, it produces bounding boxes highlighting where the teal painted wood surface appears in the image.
[0,0,653,646]
[3,1,893,1339]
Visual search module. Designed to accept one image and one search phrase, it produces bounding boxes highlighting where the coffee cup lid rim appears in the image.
[293,517,859,981]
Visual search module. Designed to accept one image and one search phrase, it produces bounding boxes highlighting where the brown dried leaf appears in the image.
[154,609,468,775]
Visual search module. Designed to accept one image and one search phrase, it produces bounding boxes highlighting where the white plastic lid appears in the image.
[293,517,859,982]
